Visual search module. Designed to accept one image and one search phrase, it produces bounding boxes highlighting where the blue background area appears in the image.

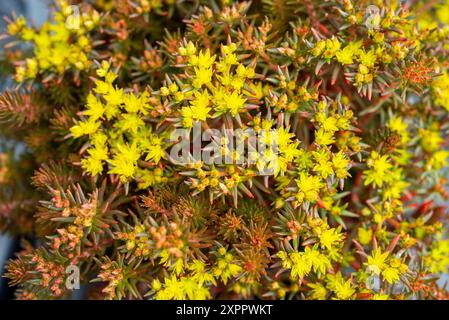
[0,0,48,298]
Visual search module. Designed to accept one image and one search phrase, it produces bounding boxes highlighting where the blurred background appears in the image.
[0,0,49,299]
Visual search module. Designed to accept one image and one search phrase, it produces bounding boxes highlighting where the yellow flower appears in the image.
[287,252,312,279]
[316,112,339,132]
[425,238,449,273]
[108,143,141,182]
[244,82,265,100]
[308,283,327,300]
[189,49,216,68]
[25,58,38,78]
[295,172,322,203]
[364,151,393,188]
[276,126,301,158]
[116,113,145,134]
[221,91,246,116]
[419,127,443,153]
[179,41,196,56]
[357,227,372,245]
[311,40,326,57]
[381,169,409,200]
[220,43,238,66]
[388,116,407,134]
[144,136,166,164]
[96,60,111,78]
[428,150,449,170]
[358,49,377,68]
[319,228,343,251]
[327,273,355,300]
[10,5,96,81]
[94,80,110,95]
[160,86,170,96]
[190,90,211,121]
[193,67,214,88]
[104,86,124,107]
[334,277,355,300]
[83,93,105,120]
[336,48,354,65]
[314,159,334,178]
[154,274,212,300]
[381,266,400,284]
[180,109,194,128]
[365,248,389,275]
[335,41,361,65]
[373,293,390,300]
[212,248,242,284]
[433,71,449,111]
[303,247,332,274]
[332,151,350,179]
[7,16,26,35]
[123,91,150,114]
[180,90,212,127]
[91,132,108,146]
[70,120,101,138]
[388,116,409,144]
[315,128,335,145]
[322,37,341,60]
[277,247,332,280]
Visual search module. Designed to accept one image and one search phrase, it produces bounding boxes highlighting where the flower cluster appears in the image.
[6,0,99,82]
[70,61,168,184]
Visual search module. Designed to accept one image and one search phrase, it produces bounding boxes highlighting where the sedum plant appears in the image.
[1,0,449,300]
